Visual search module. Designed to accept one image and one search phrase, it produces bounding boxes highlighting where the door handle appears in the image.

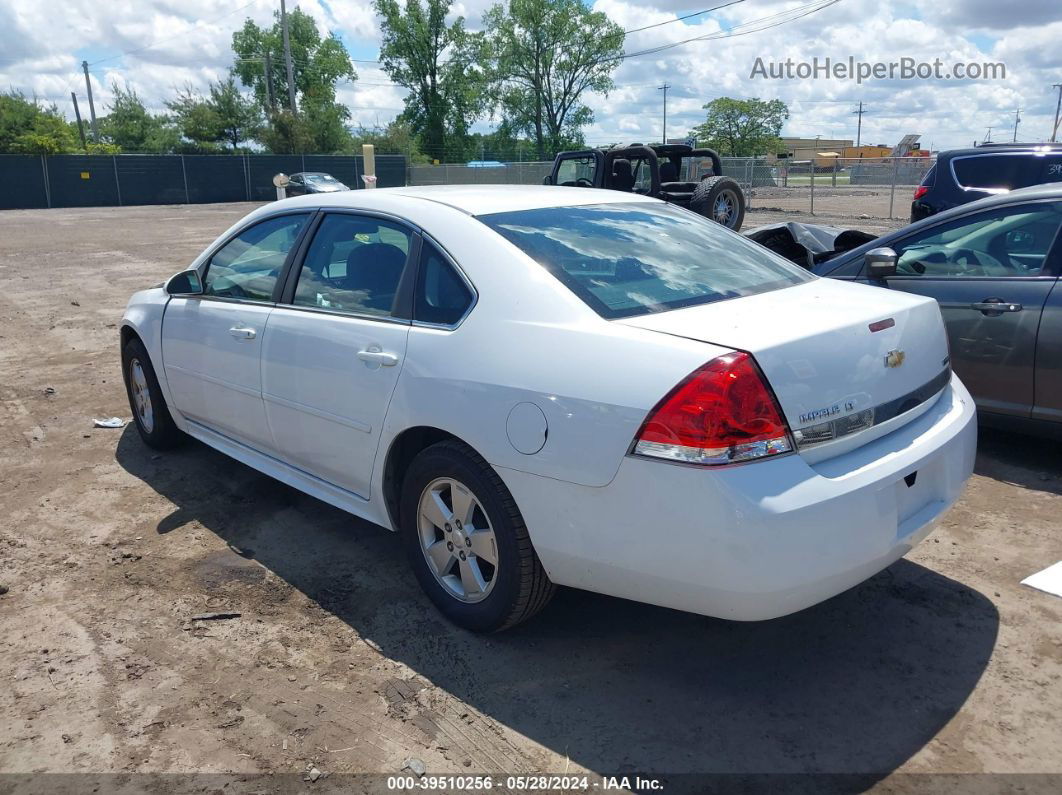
[970,298,1022,314]
[228,326,257,340]
[357,349,399,366]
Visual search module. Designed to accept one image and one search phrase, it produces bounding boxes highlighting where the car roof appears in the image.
[938,144,1062,159]
[288,184,659,216]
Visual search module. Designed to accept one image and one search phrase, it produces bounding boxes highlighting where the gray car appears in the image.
[811,183,1062,437]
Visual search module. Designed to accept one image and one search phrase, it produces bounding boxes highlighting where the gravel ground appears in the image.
[0,202,1060,793]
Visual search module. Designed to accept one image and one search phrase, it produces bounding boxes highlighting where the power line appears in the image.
[609,0,844,63]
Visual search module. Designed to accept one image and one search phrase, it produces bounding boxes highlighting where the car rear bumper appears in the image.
[498,374,977,621]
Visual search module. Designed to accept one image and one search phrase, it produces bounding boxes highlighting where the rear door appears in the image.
[260,211,416,497]
[162,212,312,449]
[878,200,1062,417]
[1033,278,1062,424]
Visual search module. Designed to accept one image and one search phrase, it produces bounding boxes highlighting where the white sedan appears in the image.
[121,185,976,632]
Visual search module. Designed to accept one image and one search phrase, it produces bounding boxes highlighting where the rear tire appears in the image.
[121,336,184,450]
[690,176,746,231]
[399,440,554,632]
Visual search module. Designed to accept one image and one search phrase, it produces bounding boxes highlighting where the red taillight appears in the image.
[633,352,793,465]
[913,185,928,200]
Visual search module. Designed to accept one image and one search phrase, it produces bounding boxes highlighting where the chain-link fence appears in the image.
[409,161,554,187]
[407,156,934,221]
[719,156,935,221]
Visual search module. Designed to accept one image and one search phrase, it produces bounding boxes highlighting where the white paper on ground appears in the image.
[93,417,126,429]
[1020,561,1062,599]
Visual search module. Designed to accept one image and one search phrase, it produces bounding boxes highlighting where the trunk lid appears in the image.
[619,279,951,460]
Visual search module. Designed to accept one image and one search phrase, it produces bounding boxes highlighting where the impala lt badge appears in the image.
[885,349,906,368]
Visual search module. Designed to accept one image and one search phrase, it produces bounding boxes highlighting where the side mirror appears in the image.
[865,247,898,279]
[542,175,553,185]
[165,269,203,296]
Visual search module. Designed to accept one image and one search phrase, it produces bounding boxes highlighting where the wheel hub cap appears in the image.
[417,477,498,603]
[128,358,154,433]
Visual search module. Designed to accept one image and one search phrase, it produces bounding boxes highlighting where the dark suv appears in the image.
[911,143,1062,222]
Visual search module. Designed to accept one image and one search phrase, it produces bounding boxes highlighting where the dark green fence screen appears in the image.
[0,153,406,210]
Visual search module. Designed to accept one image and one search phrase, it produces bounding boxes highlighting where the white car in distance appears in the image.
[121,185,976,632]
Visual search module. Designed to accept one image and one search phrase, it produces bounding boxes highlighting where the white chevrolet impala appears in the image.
[121,185,976,632]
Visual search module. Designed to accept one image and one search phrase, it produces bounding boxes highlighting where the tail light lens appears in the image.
[913,185,929,200]
[633,352,793,465]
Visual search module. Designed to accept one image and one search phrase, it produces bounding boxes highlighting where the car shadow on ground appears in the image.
[975,426,1062,496]
[116,428,999,782]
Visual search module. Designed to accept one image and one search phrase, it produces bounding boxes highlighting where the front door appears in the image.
[261,212,415,497]
[162,212,312,449]
[880,201,1062,417]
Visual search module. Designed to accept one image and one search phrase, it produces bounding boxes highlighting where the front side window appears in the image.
[293,213,412,316]
[414,242,473,325]
[892,203,1062,278]
[479,202,813,319]
[204,213,310,301]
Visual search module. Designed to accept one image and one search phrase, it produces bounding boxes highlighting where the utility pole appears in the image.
[1051,84,1062,143]
[1012,107,1021,142]
[280,0,297,114]
[263,51,275,110]
[658,83,670,144]
[983,127,993,144]
[70,92,87,150]
[81,60,99,141]
[852,101,866,147]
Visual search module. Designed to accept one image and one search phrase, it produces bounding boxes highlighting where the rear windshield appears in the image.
[478,202,813,319]
[952,155,1038,190]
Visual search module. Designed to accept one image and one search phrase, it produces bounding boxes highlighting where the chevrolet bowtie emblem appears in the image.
[885,349,906,368]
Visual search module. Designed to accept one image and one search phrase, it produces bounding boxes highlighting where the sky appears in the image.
[2,0,1060,155]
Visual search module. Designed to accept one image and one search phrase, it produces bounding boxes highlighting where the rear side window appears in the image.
[293,214,412,317]
[414,242,473,325]
[479,202,813,319]
[952,155,1037,190]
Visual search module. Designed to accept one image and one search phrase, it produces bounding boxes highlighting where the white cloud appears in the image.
[1,0,1059,152]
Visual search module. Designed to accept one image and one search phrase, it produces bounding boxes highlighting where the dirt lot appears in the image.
[1,203,1060,792]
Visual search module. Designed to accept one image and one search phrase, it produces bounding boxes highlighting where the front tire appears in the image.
[121,336,184,450]
[399,440,554,632]
[690,176,746,231]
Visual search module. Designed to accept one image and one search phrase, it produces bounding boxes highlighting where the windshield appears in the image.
[478,202,813,319]
[306,174,344,186]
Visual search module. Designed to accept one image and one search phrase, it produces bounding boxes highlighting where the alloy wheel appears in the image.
[128,358,154,433]
[417,477,498,603]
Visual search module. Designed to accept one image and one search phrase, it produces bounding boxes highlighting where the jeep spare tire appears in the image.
[690,176,746,231]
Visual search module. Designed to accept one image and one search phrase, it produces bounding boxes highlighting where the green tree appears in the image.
[482,0,623,159]
[209,76,262,151]
[166,87,223,152]
[0,91,77,154]
[232,8,355,153]
[98,84,179,152]
[350,120,429,163]
[167,77,262,152]
[691,97,789,157]
[374,0,483,163]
